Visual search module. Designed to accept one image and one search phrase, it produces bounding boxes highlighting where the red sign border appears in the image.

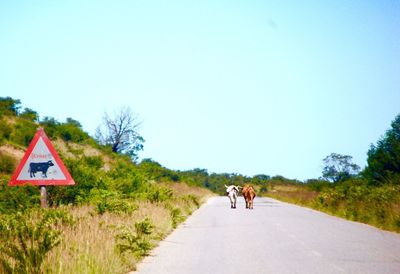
[8,128,75,186]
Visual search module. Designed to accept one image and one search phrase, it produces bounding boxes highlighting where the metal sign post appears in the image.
[40,186,48,208]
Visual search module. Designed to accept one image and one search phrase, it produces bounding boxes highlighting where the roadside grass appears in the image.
[265,183,400,233]
[43,203,170,273]
[267,185,318,207]
[40,184,214,273]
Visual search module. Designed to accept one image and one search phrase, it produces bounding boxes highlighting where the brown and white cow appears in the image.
[242,185,256,209]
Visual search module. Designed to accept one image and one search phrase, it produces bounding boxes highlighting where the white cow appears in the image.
[225,185,240,209]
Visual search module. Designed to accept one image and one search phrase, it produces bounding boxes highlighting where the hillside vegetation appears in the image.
[266,114,400,232]
[0,97,216,273]
[1,97,399,273]
[0,97,274,273]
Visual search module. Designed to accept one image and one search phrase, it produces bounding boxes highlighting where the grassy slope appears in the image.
[0,126,214,273]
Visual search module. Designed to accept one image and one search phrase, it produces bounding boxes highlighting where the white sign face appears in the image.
[16,137,67,180]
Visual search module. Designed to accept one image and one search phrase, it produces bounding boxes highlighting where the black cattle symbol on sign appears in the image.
[29,161,54,178]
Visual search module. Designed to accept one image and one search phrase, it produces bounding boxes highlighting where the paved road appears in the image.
[135,197,400,274]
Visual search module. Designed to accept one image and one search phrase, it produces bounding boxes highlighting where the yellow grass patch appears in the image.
[0,144,25,161]
[43,184,213,273]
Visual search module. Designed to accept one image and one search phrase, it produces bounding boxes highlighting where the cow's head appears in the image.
[225,185,240,196]
[47,160,54,166]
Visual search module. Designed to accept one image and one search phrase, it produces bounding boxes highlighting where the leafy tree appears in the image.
[251,174,270,192]
[322,153,360,183]
[0,97,21,116]
[65,117,81,128]
[40,117,60,139]
[57,118,90,143]
[364,114,400,185]
[20,108,39,122]
[139,159,179,181]
[95,107,144,160]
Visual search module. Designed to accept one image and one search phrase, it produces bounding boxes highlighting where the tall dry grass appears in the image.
[41,184,214,273]
[267,185,318,206]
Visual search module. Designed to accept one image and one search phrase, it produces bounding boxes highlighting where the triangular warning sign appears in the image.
[9,128,75,186]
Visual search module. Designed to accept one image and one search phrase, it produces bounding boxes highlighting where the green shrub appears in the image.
[83,156,104,169]
[39,117,59,139]
[0,119,12,142]
[11,120,37,147]
[57,123,90,143]
[0,208,74,274]
[146,187,173,203]
[170,207,184,229]
[48,158,104,205]
[0,177,40,213]
[314,182,400,231]
[116,176,145,195]
[305,179,331,192]
[0,97,20,116]
[19,108,38,122]
[184,194,200,208]
[97,198,138,215]
[115,218,154,259]
[0,152,16,174]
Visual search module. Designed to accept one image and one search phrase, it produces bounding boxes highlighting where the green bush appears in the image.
[19,108,38,122]
[57,123,90,143]
[138,159,180,182]
[146,187,173,203]
[0,119,12,142]
[0,208,74,274]
[0,177,40,214]
[83,156,104,169]
[115,218,154,259]
[0,97,20,116]
[48,158,105,205]
[170,207,184,229]
[97,194,138,215]
[305,179,331,192]
[314,181,400,231]
[0,152,16,174]
[11,120,37,147]
[184,194,200,208]
[39,117,59,139]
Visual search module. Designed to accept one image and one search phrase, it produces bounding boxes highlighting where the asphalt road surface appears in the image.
[135,197,400,274]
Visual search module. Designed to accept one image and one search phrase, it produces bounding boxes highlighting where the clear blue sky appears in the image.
[1,0,399,180]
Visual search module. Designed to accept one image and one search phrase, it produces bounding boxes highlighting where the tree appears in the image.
[96,107,144,160]
[322,153,360,183]
[20,108,39,122]
[40,116,60,139]
[0,97,21,116]
[58,118,90,143]
[364,113,400,184]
